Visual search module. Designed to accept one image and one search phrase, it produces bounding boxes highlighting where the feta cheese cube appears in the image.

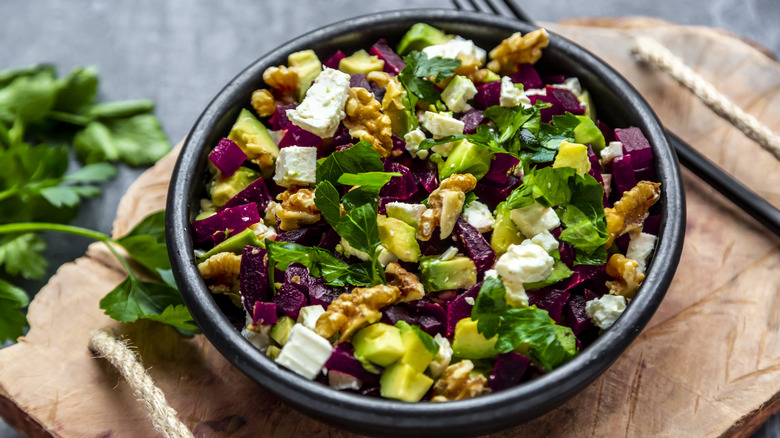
[241,324,272,352]
[462,200,494,232]
[510,201,560,238]
[286,68,350,138]
[495,242,555,284]
[626,232,657,275]
[503,279,529,308]
[601,174,612,198]
[429,334,453,378]
[585,294,627,329]
[524,88,547,96]
[421,111,465,138]
[273,146,317,187]
[441,75,477,113]
[297,305,326,330]
[527,230,558,253]
[422,36,487,63]
[499,76,531,108]
[386,202,426,229]
[600,141,624,165]
[403,128,428,158]
[275,324,333,379]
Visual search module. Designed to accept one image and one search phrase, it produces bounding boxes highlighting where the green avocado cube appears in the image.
[270,316,295,346]
[452,318,498,359]
[197,228,264,263]
[552,141,591,176]
[377,215,421,262]
[266,345,282,360]
[439,139,493,181]
[553,324,578,362]
[491,201,524,256]
[288,50,322,101]
[419,255,477,292]
[209,166,259,207]
[573,115,605,153]
[228,108,280,165]
[380,362,434,402]
[395,321,435,372]
[338,49,385,75]
[396,23,451,55]
[352,323,405,367]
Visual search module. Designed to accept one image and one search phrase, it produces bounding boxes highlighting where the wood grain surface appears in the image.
[1,18,779,437]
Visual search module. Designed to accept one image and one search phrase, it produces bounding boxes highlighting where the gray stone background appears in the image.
[1,0,778,436]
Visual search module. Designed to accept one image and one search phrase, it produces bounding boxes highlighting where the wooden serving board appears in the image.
[1,17,780,438]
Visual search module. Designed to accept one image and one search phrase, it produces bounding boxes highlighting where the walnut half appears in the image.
[385,263,425,302]
[418,174,477,241]
[275,187,321,231]
[343,87,393,157]
[314,284,401,342]
[431,360,490,402]
[605,253,644,299]
[605,181,661,248]
[487,28,549,75]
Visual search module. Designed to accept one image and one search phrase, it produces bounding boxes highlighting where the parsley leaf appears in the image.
[316,140,384,185]
[0,278,29,343]
[99,277,196,333]
[116,211,171,273]
[74,114,170,167]
[397,51,460,105]
[471,276,507,338]
[0,233,47,279]
[265,240,372,287]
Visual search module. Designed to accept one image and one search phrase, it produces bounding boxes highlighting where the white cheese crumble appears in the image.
[503,279,529,308]
[297,305,326,330]
[441,75,477,113]
[422,36,487,63]
[403,128,428,158]
[601,174,612,198]
[421,111,465,138]
[495,242,555,284]
[526,230,558,254]
[510,201,561,238]
[328,370,362,390]
[275,324,333,379]
[585,294,627,330]
[462,200,494,232]
[242,323,272,352]
[626,232,657,275]
[499,76,531,108]
[600,141,624,165]
[286,67,350,138]
[429,334,453,379]
[551,77,583,97]
[385,202,426,229]
[273,146,317,187]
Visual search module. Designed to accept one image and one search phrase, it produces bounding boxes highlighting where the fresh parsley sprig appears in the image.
[397,51,461,106]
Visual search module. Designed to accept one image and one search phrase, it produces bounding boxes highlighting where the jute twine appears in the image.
[87,37,780,438]
[88,329,194,438]
[632,36,780,161]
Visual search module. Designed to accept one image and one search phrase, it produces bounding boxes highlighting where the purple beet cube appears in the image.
[564,295,594,335]
[209,138,247,176]
[460,108,485,134]
[455,218,496,273]
[269,104,296,131]
[323,51,346,70]
[252,302,278,326]
[191,203,260,246]
[446,282,482,336]
[510,64,543,89]
[527,289,570,322]
[370,39,405,75]
[272,283,307,320]
[217,177,273,213]
[350,73,371,90]
[488,352,531,392]
[239,246,271,313]
[473,81,501,109]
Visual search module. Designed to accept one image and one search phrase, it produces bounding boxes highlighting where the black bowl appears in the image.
[167,9,685,437]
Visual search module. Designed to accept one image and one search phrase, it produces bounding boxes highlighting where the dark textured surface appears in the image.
[1,0,778,436]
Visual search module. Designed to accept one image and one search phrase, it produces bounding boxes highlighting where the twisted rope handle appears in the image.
[88,329,194,438]
[632,36,780,161]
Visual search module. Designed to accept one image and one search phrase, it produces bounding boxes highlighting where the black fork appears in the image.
[452,0,780,238]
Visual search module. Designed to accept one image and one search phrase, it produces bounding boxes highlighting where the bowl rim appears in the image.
[166,8,685,436]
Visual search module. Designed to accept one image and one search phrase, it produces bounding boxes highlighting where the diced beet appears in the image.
[218,177,273,213]
[309,282,345,309]
[381,305,416,326]
[488,352,531,392]
[644,215,661,235]
[615,127,654,171]
[543,75,566,85]
[208,138,247,176]
[278,125,321,148]
[527,288,570,322]
[272,283,307,320]
[408,299,447,336]
[558,240,575,268]
[239,246,271,313]
[381,161,417,200]
[191,203,260,246]
[455,218,496,272]
[370,82,386,102]
[270,103,296,131]
[473,81,501,109]
[582,267,610,297]
[597,120,615,144]
[547,86,584,115]
[559,264,601,291]
[460,109,485,134]
[323,51,346,70]
[564,295,594,335]
[370,39,405,75]
[428,289,459,306]
[583,288,601,301]
[611,155,638,197]
[483,153,520,185]
[474,174,521,211]
[411,158,439,193]
[446,282,482,336]
[333,124,352,147]
[252,302,278,325]
[529,94,562,123]
[350,73,371,90]
[284,263,313,293]
[419,232,450,256]
[614,233,631,253]
[510,64,543,89]
[277,225,325,246]
[325,343,380,383]
[319,228,341,252]
[587,144,603,175]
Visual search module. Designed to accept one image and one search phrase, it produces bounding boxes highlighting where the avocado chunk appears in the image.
[439,139,493,181]
[352,323,405,367]
[482,70,501,83]
[377,215,421,263]
[553,324,578,363]
[452,318,498,359]
[380,362,434,402]
[382,80,413,136]
[441,75,477,113]
[573,115,605,153]
[227,108,279,168]
[579,90,597,121]
[395,321,436,372]
[419,255,477,292]
[197,228,264,262]
[266,345,282,360]
[397,23,451,56]
[288,50,322,101]
[270,316,295,346]
[210,166,259,207]
[385,202,426,230]
[553,141,591,176]
[490,201,524,256]
[339,49,385,75]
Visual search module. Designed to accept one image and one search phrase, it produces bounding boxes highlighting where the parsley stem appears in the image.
[0,222,110,243]
[47,111,91,126]
[0,187,17,203]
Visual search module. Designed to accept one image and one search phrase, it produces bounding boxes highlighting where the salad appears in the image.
[191,23,662,402]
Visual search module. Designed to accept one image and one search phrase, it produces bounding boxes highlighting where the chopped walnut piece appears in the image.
[431,360,490,402]
[262,65,298,93]
[605,253,645,299]
[250,89,276,117]
[453,53,489,84]
[315,284,401,342]
[418,174,478,241]
[343,87,393,157]
[605,181,661,248]
[385,263,424,302]
[276,187,321,231]
[366,71,393,88]
[487,28,549,75]
[198,252,242,301]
